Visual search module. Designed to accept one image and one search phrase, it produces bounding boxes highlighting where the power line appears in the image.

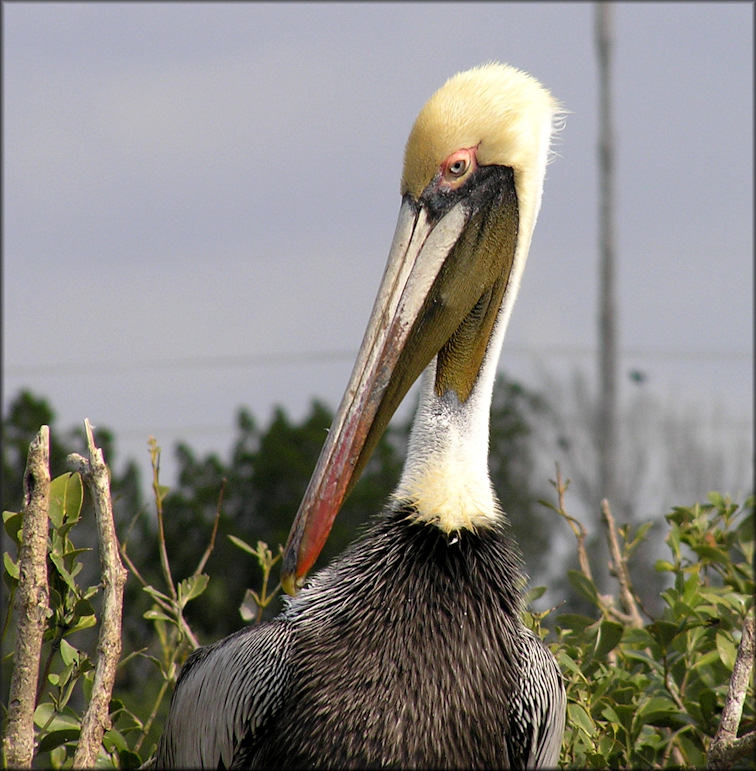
[5,345,752,378]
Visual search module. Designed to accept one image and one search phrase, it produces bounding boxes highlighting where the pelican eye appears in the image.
[448,158,468,177]
[441,148,476,186]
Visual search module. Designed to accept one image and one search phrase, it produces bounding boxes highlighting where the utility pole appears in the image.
[596,3,618,508]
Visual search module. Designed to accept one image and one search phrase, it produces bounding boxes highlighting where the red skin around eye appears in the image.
[439,145,480,189]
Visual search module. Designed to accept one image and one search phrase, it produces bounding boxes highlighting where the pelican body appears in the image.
[154,62,565,769]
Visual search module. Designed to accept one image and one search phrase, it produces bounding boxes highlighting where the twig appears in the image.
[671,741,686,767]
[194,478,225,577]
[3,427,51,769]
[547,466,638,632]
[178,615,201,650]
[69,419,128,768]
[149,438,177,602]
[255,545,283,624]
[120,546,147,589]
[120,525,201,652]
[659,727,687,767]
[551,463,594,581]
[600,499,644,628]
[707,612,756,769]
[133,678,171,755]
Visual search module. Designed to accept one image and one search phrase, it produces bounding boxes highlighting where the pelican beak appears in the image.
[281,169,519,595]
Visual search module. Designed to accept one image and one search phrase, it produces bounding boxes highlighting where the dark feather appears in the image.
[154,506,564,769]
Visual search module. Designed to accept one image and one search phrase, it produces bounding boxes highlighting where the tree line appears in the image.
[1,387,753,767]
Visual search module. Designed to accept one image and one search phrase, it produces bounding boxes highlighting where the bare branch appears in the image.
[3,427,51,769]
[69,420,128,768]
[149,438,177,602]
[708,612,756,769]
[133,678,171,755]
[551,463,594,581]
[178,614,201,651]
[600,499,644,627]
[194,478,225,577]
[120,544,148,590]
[119,477,202,652]
[548,467,643,636]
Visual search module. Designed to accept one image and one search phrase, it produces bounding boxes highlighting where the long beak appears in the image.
[281,185,517,595]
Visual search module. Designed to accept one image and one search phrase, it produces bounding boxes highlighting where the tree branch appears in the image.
[3,427,51,769]
[707,612,755,769]
[149,438,177,602]
[600,499,644,628]
[68,419,128,768]
[550,463,594,581]
[194,478,225,577]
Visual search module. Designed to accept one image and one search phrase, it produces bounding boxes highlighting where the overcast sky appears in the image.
[3,2,753,491]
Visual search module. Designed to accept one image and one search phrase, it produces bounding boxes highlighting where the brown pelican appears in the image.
[154,62,565,769]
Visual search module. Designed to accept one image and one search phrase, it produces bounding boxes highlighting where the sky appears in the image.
[3,2,753,496]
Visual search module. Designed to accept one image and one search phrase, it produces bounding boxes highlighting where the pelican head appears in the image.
[282,62,560,594]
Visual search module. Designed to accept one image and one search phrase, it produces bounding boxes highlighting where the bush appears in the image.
[2,430,753,768]
[537,472,754,768]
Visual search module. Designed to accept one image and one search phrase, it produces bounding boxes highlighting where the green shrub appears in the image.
[2,432,753,768]
[535,483,754,768]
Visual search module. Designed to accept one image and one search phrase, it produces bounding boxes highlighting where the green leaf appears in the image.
[646,619,680,649]
[638,695,677,717]
[49,552,78,594]
[613,703,636,733]
[568,702,597,737]
[622,626,657,649]
[37,727,80,753]
[103,727,128,753]
[556,650,586,678]
[524,585,547,604]
[48,472,83,530]
[63,546,91,562]
[677,733,707,767]
[699,688,718,724]
[601,704,622,725]
[119,749,143,769]
[228,534,258,556]
[607,686,635,706]
[177,573,209,609]
[715,631,737,670]
[3,551,19,581]
[691,649,721,670]
[3,510,23,545]
[144,608,173,623]
[622,648,662,669]
[48,476,67,529]
[555,613,595,633]
[691,544,728,563]
[34,703,80,730]
[707,491,728,509]
[59,639,78,667]
[68,614,97,634]
[672,599,701,622]
[74,597,95,617]
[594,619,624,659]
[239,589,259,622]
[567,569,600,605]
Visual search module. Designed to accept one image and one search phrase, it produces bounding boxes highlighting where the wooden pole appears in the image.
[596,2,619,509]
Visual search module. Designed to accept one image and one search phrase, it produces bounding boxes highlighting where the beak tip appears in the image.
[280,543,302,597]
[281,571,299,597]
